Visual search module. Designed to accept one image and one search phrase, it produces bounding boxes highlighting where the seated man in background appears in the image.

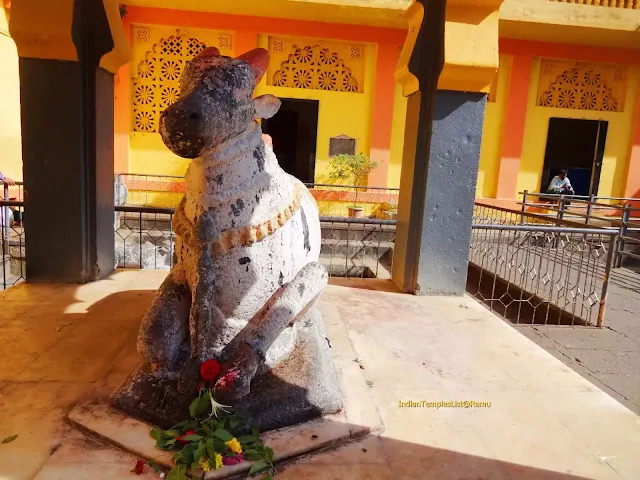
[547,169,575,195]
[0,172,15,186]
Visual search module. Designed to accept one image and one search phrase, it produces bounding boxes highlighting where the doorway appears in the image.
[539,118,608,197]
[262,98,319,184]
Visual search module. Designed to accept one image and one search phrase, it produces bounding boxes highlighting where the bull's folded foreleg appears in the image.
[137,265,191,371]
[214,262,328,402]
[178,210,226,393]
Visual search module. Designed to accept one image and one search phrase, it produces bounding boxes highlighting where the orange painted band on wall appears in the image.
[371,44,397,149]
[125,7,406,46]
[624,81,640,202]
[500,39,640,66]
[496,54,533,200]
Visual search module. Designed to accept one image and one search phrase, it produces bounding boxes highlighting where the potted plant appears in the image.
[327,153,378,218]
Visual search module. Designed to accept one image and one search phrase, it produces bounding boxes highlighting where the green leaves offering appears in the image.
[248,459,270,476]
[1,434,17,444]
[148,387,278,478]
[213,428,234,442]
[166,463,187,480]
[189,390,212,418]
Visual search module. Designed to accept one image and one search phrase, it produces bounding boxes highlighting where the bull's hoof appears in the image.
[214,343,262,404]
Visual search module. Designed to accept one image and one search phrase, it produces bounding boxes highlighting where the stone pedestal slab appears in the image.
[67,299,381,478]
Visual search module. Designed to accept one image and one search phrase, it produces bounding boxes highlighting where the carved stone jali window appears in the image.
[131,27,233,133]
[267,37,365,94]
[536,60,627,113]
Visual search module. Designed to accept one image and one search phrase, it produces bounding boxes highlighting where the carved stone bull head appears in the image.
[159,47,281,159]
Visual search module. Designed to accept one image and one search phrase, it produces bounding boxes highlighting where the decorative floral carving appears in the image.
[292,69,313,88]
[218,35,232,50]
[539,90,553,107]
[582,70,602,87]
[135,28,149,43]
[161,59,182,81]
[580,91,598,110]
[134,84,155,105]
[134,111,155,132]
[137,60,154,79]
[542,61,554,75]
[560,68,579,85]
[318,71,337,90]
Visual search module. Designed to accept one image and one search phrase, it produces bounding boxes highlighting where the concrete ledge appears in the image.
[66,298,382,478]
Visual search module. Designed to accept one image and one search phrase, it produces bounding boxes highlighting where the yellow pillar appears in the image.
[392,0,502,295]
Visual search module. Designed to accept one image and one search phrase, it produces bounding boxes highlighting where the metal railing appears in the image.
[115,206,175,270]
[114,206,396,279]
[550,0,640,8]
[474,200,608,229]
[517,191,640,268]
[0,200,395,287]
[2,192,620,328]
[319,216,395,279]
[0,199,25,291]
[468,223,616,327]
[116,173,400,218]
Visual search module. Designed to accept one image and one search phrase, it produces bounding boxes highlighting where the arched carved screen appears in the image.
[267,37,365,94]
[536,60,627,113]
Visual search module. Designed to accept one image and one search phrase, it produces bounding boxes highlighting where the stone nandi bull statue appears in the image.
[116,47,340,429]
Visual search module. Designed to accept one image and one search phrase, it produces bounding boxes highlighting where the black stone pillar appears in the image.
[392,0,487,295]
[18,2,117,283]
[417,90,486,295]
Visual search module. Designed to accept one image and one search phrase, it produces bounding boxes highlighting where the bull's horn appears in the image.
[236,48,269,85]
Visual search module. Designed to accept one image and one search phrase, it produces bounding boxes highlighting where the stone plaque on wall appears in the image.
[329,135,356,157]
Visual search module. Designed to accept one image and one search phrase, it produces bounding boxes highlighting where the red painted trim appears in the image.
[368,43,397,187]
[126,179,187,194]
[126,6,406,46]
[496,55,533,200]
[311,189,398,204]
[500,39,640,66]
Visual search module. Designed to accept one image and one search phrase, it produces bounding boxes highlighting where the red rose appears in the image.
[200,359,221,380]
[176,430,197,446]
[133,459,144,475]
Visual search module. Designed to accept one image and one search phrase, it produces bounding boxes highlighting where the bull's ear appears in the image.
[236,48,269,84]
[254,95,281,119]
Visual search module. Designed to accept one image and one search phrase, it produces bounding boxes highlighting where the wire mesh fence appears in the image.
[467,224,616,327]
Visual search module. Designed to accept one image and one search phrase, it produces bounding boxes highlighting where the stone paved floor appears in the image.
[1,271,640,479]
[515,267,640,414]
